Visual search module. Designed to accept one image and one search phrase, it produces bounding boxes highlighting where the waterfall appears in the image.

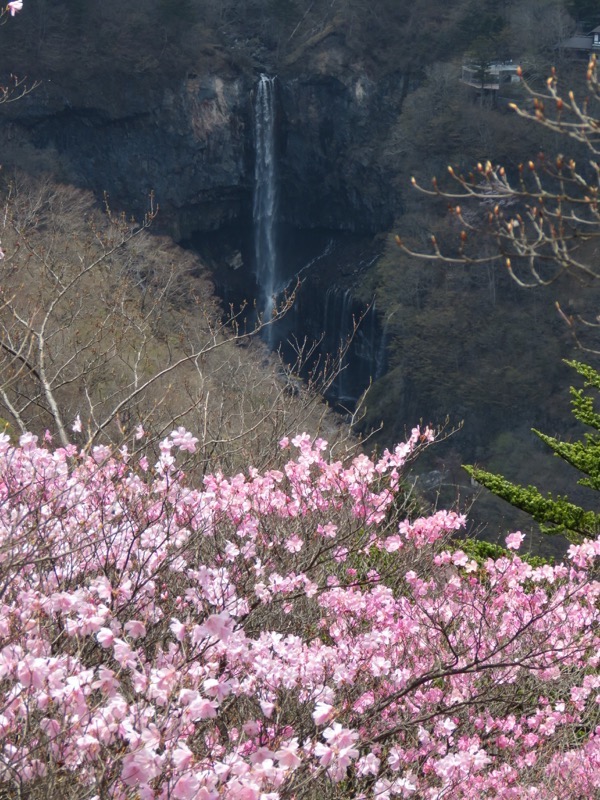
[322,287,355,402]
[253,75,278,342]
[317,288,389,406]
[375,311,391,380]
[281,239,334,296]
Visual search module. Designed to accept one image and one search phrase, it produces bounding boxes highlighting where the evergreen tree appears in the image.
[465,360,600,542]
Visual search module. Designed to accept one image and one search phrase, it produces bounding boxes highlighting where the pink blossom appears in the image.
[92,444,111,463]
[506,531,526,550]
[357,752,380,776]
[124,620,146,639]
[121,747,160,786]
[313,702,334,725]
[187,696,218,720]
[314,741,333,767]
[7,1,23,16]
[172,743,193,771]
[322,723,359,750]
[193,612,234,643]
[260,699,276,718]
[170,618,186,641]
[317,522,337,538]
[170,427,199,453]
[92,666,118,694]
[203,678,231,700]
[112,638,137,669]
[172,773,201,799]
[96,627,115,648]
[276,738,301,769]
[384,534,403,552]
[284,533,303,553]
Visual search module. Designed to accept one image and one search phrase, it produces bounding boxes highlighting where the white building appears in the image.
[460,62,521,91]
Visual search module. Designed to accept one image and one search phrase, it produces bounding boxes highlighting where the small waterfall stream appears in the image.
[318,289,388,405]
[253,75,278,343]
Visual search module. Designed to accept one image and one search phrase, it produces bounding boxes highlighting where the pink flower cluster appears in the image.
[6,1,22,17]
[0,427,599,798]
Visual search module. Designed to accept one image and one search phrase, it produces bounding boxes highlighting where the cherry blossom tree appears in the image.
[0,425,599,799]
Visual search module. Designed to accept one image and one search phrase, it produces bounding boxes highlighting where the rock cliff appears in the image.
[0,49,402,244]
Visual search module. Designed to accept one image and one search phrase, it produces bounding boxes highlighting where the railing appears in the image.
[460,63,520,91]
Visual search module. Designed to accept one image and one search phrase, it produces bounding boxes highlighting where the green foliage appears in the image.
[457,537,551,568]
[465,361,600,542]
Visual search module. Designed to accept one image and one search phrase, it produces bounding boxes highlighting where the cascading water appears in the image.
[375,311,391,380]
[314,287,389,406]
[251,75,387,403]
[253,75,278,344]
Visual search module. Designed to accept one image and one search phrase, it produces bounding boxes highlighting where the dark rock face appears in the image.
[0,64,401,242]
[280,73,396,232]
[12,75,253,240]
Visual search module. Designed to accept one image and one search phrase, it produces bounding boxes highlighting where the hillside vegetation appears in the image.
[0,170,346,472]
